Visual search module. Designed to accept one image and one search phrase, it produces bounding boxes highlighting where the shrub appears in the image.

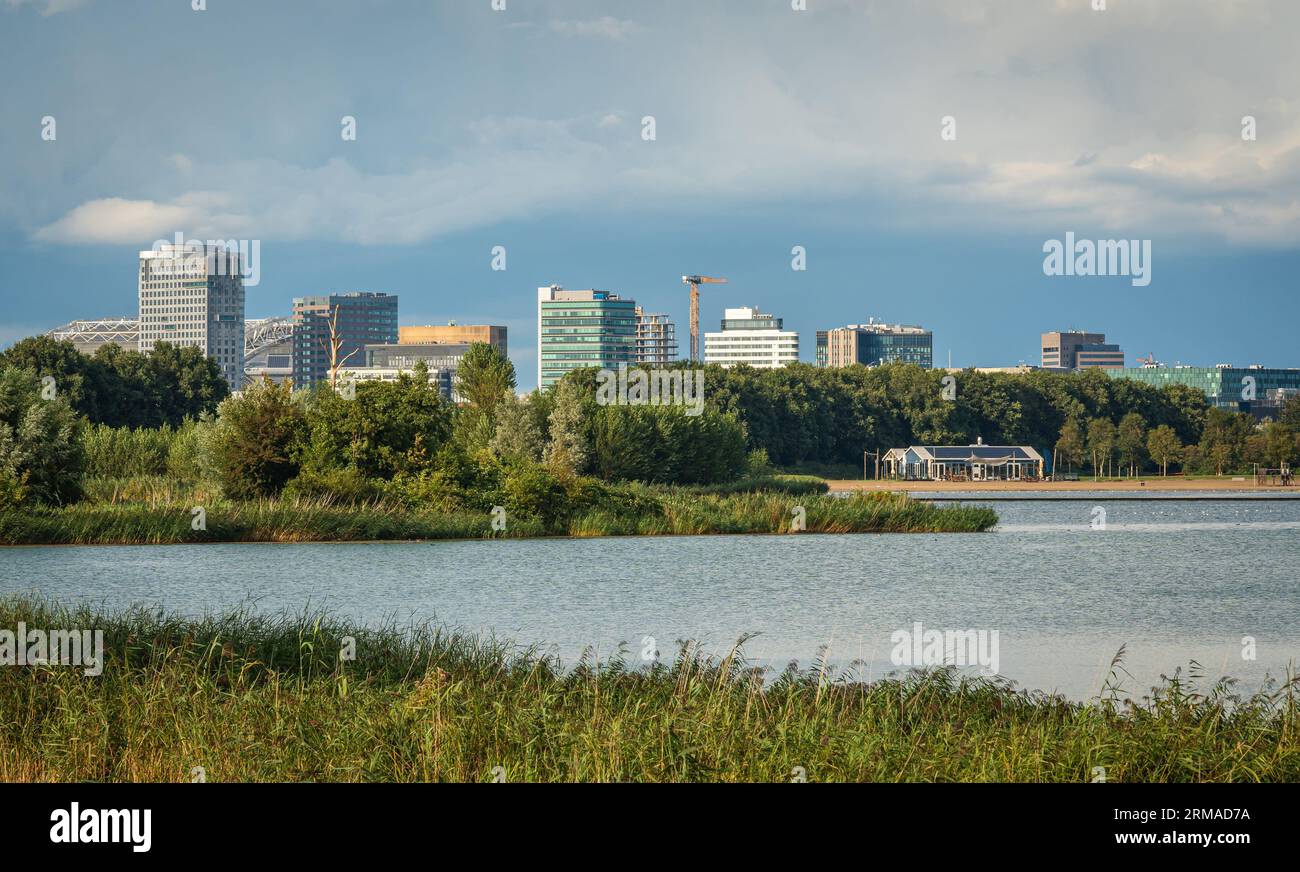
[0,367,83,505]
[283,467,387,506]
[205,381,307,499]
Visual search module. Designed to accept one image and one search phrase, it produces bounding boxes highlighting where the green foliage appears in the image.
[81,423,174,478]
[282,466,387,506]
[1146,425,1183,475]
[590,405,748,485]
[488,392,545,463]
[1055,418,1086,472]
[544,377,590,474]
[0,336,228,427]
[301,369,452,481]
[689,363,1211,472]
[1,596,1296,782]
[206,380,308,499]
[0,367,83,505]
[454,342,516,419]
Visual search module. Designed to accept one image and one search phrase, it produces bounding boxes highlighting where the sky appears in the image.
[1,0,1298,389]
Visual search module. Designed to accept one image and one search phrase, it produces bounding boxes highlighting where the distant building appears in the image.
[338,364,453,399]
[139,243,245,388]
[1042,330,1123,370]
[399,323,507,357]
[1108,365,1300,413]
[537,285,637,389]
[825,320,933,369]
[703,306,799,369]
[815,331,829,368]
[243,317,294,386]
[363,342,470,371]
[292,292,398,389]
[945,364,1044,375]
[883,440,1045,482]
[46,318,139,355]
[634,307,677,364]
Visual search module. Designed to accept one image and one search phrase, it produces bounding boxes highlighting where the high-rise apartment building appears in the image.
[138,243,245,388]
[824,321,933,369]
[703,306,799,369]
[537,285,637,388]
[398,323,507,357]
[1041,330,1124,370]
[292,292,398,389]
[634,306,677,364]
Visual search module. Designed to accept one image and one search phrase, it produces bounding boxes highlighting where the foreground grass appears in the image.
[0,598,1295,782]
[0,485,996,545]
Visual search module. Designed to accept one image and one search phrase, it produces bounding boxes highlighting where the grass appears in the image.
[1,597,1296,782]
[0,483,996,545]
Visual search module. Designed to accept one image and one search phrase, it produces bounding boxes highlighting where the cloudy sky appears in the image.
[2,0,1298,387]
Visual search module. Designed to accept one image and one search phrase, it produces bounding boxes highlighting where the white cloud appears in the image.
[34,198,201,244]
[5,0,92,16]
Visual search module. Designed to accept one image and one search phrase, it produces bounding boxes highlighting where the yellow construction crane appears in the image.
[682,275,727,361]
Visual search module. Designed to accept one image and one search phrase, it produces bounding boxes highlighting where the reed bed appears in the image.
[0,597,1294,782]
[0,490,996,545]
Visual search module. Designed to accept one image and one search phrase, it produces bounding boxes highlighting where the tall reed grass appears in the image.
[0,597,1293,782]
[0,490,995,545]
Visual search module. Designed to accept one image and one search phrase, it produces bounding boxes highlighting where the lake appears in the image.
[2,493,1297,700]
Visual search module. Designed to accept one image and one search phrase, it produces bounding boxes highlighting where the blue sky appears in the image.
[2,0,1298,388]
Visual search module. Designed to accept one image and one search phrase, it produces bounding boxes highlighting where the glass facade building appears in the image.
[537,286,637,388]
[1107,366,1300,412]
[292,292,398,389]
[825,322,932,368]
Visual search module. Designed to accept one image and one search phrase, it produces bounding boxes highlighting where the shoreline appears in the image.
[828,477,1297,493]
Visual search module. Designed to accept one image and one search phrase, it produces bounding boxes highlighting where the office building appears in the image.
[399,323,507,357]
[1108,365,1300,413]
[138,243,245,387]
[703,306,799,369]
[634,307,677,364]
[825,320,933,369]
[537,285,637,388]
[292,292,398,389]
[1042,330,1124,370]
[815,331,829,368]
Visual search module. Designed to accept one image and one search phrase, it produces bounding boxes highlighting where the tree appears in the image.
[1055,418,1085,473]
[1146,425,1183,476]
[1086,418,1116,478]
[1197,408,1252,475]
[205,380,308,498]
[0,367,84,506]
[455,342,516,419]
[1260,420,1299,469]
[0,336,228,428]
[489,392,544,463]
[302,363,452,480]
[1281,394,1300,430]
[1117,412,1147,477]
[545,378,589,475]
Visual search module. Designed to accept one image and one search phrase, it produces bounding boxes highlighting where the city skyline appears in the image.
[3,0,1299,389]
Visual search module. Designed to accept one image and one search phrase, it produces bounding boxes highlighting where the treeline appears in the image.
[0,336,228,428]
[4,332,1298,514]
[695,363,1213,469]
[0,344,755,529]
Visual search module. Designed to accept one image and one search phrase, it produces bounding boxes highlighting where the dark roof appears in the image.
[922,446,1038,461]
